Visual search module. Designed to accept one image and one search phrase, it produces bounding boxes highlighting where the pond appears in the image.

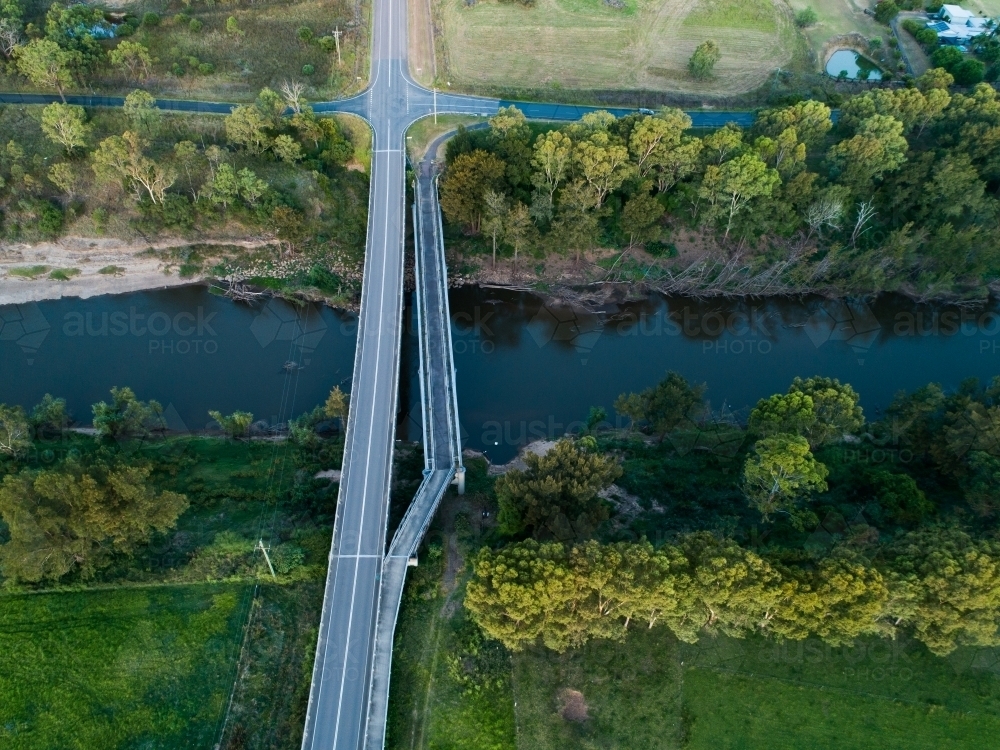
[826,49,884,80]
[4,286,1000,464]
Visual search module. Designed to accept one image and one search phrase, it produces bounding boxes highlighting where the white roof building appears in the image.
[930,5,994,44]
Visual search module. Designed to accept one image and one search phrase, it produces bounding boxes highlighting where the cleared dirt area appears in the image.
[436,0,796,95]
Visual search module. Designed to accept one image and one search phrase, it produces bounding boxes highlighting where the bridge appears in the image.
[0,3,756,745]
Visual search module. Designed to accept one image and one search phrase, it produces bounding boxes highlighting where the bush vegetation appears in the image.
[441,77,1000,299]
[0,94,369,300]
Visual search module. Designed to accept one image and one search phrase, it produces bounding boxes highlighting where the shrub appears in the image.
[36,200,64,238]
[171,62,184,76]
[931,45,963,71]
[174,13,191,23]
[952,57,985,85]
[901,18,922,34]
[142,12,160,27]
[197,62,214,75]
[915,28,938,46]
[302,64,315,75]
[116,22,134,37]
[91,207,108,233]
[188,18,203,32]
[318,36,337,53]
[794,7,818,27]
[297,25,313,42]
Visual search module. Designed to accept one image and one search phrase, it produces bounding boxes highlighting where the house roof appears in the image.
[941,4,974,19]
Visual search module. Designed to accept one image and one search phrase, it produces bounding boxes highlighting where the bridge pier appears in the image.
[454,466,466,495]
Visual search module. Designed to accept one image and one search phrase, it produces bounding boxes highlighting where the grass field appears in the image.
[3,0,370,102]
[0,584,249,749]
[436,0,798,96]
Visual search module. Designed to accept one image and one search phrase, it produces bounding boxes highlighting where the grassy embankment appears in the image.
[2,0,370,102]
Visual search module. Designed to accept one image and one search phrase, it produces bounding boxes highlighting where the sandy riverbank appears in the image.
[0,236,275,305]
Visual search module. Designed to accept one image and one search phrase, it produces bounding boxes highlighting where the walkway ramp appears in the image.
[363,147,464,750]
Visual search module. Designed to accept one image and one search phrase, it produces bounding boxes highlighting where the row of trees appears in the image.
[440,72,1000,295]
[465,527,1000,657]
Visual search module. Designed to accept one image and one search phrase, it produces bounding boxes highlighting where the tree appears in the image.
[743,434,828,523]
[15,39,73,102]
[496,439,621,540]
[108,40,152,81]
[123,89,159,133]
[0,464,188,582]
[962,451,1000,517]
[953,58,986,86]
[930,45,963,73]
[613,371,706,439]
[203,163,241,208]
[465,540,578,651]
[40,102,89,154]
[788,376,864,445]
[236,167,268,205]
[30,393,67,437]
[530,130,573,221]
[918,67,954,91]
[873,0,899,24]
[47,161,79,199]
[0,16,23,59]
[273,134,303,162]
[772,552,889,644]
[209,410,254,439]
[794,7,817,27]
[574,130,635,205]
[628,110,690,177]
[92,131,177,205]
[225,104,272,154]
[621,186,664,248]
[0,404,30,457]
[886,527,1000,655]
[698,152,780,238]
[748,392,817,439]
[550,180,601,262]
[826,114,908,192]
[652,136,703,193]
[670,532,783,641]
[324,385,349,425]
[482,189,508,268]
[279,79,306,114]
[688,39,721,79]
[868,469,933,525]
[439,149,506,233]
[91,386,164,440]
[755,100,833,148]
[502,201,536,273]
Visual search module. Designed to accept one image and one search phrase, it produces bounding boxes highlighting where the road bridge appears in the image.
[0,10,758,749]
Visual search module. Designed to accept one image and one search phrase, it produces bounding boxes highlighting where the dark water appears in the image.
[428,288,1000,462]
[0,286,358,434]
[4,285,1000,463]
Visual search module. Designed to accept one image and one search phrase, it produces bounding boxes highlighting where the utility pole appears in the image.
[332,27,343,66]
[257,539,277,580]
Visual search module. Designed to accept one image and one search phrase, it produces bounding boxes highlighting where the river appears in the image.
[3,285,1000,463]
